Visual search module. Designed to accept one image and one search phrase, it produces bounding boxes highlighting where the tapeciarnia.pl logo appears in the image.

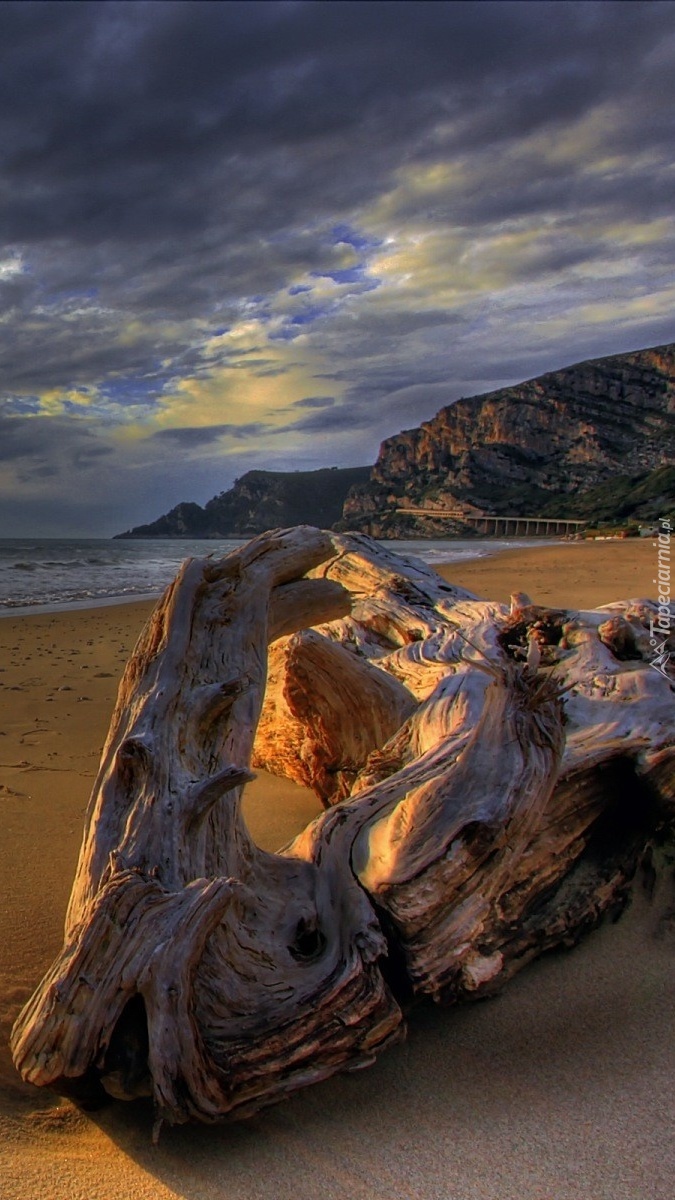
[649,517,673,680]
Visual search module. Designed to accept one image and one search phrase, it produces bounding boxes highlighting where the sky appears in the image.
[0,0,674,536]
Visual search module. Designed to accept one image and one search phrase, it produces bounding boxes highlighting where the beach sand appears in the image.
[1,540,673,1199]
[433,537,660,609]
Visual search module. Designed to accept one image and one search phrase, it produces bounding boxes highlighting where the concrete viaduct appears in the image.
[394,508,585,537]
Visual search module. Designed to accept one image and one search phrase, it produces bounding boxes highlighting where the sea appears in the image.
[0,536,557,616]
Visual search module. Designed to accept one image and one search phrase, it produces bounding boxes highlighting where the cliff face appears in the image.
[116,345,675,541]
[115,466,371,539]
[340,344,675,535]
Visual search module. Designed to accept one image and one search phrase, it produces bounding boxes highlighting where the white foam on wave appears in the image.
[0,535,562,613]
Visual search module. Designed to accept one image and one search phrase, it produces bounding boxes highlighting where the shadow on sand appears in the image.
[7,883,673,1200]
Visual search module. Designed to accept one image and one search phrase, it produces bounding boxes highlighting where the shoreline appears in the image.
[0,535,657,621]
[0,534,554,620]
[1,536,672,1199]
[432,537,658,610]
[0,591,162,620]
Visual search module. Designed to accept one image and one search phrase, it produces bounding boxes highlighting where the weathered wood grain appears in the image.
[11,526,674,1133]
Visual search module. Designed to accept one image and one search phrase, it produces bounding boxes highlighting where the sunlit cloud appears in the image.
[34,386,99,416]
[110,312,349,457]
[0,251,25,280]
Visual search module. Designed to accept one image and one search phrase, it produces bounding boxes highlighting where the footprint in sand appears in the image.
[0,783,26,797]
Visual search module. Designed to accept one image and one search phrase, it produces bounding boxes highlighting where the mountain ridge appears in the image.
[114,466,371,539]
[338,342,675,536]
[116,343,675,539]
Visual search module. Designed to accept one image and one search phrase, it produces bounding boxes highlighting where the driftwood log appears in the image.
[11,527,675,1135]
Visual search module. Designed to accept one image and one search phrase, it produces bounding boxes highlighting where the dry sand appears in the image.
[1,540,673,1199]
[433,537,660,609]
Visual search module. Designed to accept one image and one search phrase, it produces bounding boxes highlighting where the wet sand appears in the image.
[1,540,673,1199]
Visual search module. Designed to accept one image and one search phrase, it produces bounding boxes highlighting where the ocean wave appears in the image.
[10,559,93,571]
[0,583,159,609]
[44,559,89,568]
[0,535,562,613]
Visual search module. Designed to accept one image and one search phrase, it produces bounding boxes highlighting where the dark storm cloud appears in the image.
[429,150,675,234]
[151,422,270,445]
[0,0,673,533]
[0,412,114,483]
[1,1,672,312]
[279,380,461,440]
[280,404,374,434]
[0,301,168,394]
[1,2,665,185]
[291,396,336,410]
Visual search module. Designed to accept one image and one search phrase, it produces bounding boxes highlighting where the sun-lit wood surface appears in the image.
[11,527,674,1135]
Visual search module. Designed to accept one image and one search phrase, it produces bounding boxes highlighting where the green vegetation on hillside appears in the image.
[115,466,372,538]
[539,466,675,524]
[203,467,372,533]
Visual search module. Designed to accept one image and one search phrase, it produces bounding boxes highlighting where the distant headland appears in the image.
[115,343,675,540]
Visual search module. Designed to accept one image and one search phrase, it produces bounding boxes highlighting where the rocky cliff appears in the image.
[338,343,675,536]
[116,345,675,542]
[115,466,372,539]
